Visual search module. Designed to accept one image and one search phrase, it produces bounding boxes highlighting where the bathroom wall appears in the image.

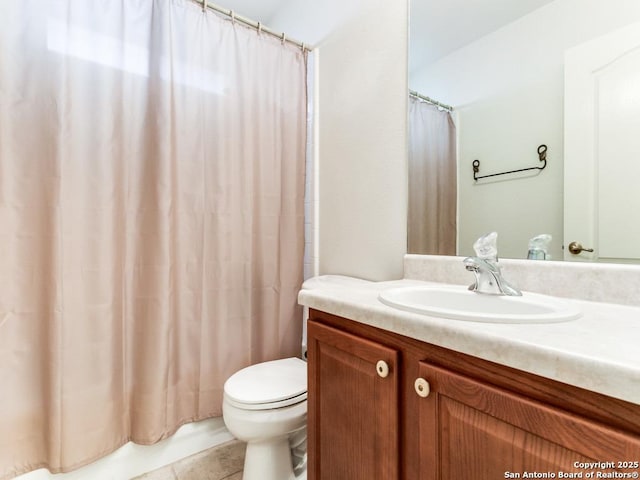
[314,0,409,281]
[410,0,640,260]
[271,0,409,282]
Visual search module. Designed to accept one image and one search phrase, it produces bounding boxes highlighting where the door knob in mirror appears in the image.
[568,241,594,255]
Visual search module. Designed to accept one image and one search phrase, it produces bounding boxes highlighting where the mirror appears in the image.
[408,0,640,262]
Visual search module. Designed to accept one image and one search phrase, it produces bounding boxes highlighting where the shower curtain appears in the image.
[0,1,307,478]
[408,96,457,255]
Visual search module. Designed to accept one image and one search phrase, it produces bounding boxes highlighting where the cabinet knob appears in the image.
[376,360,390,378]
[414,378,430,398]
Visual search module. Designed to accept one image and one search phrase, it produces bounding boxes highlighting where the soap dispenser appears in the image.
[527,234,552,260]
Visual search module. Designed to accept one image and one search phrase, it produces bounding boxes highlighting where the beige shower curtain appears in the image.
[0,1,307,478]
[408,96,457,255]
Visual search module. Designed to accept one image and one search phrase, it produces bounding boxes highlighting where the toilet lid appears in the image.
[224,357,307,407]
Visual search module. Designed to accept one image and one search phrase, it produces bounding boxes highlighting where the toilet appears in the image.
[222,357,307,480]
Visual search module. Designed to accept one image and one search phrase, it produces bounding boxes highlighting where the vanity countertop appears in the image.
[298,275,640,405]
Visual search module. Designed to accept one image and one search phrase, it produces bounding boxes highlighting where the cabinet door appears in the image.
[417,361,640,480]
[307,320,399,480]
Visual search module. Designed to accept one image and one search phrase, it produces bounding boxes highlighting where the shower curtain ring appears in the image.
[257,22,262,34]
[202,0,208,13]
[230,10,235,23]
[281,32,286,44]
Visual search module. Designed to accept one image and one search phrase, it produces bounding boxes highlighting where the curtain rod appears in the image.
[195,0,311,52]
[409,90,453,112]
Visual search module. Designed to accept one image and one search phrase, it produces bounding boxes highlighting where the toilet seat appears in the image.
[224,357,307,410]
[224,391,307,410]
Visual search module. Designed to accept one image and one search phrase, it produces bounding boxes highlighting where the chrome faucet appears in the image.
[463,256,522,296]
[464,232,522,296]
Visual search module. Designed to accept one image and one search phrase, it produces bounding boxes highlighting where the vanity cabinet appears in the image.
[307,320,399,479]
[307,309,640,480]
[417,361,640,479]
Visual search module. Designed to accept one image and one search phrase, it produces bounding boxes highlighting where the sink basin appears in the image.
[378,285,581,323]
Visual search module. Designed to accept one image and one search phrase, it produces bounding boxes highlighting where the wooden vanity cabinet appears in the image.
[307,309,640,480]
[418,361,640,479]
[307,320,400,479]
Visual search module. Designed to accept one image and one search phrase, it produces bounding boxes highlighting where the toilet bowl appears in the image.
[222,357,307,480]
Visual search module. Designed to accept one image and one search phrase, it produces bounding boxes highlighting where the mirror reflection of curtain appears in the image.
[408,96,457,254]
[0,1,306,477]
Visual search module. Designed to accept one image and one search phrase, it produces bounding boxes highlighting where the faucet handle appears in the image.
[473,232,499,261]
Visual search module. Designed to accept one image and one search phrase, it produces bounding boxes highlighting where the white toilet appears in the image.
[222,357,307,480]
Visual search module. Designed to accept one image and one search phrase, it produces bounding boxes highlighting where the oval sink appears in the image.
[378,285,581,323]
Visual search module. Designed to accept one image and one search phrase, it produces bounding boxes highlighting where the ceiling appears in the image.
[409,0,555,73]
[214,0,556,72]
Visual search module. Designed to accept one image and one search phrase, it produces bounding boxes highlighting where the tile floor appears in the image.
[133,440,245,480]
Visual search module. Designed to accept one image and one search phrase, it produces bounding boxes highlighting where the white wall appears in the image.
[315,0,409,280]
[410,0,640,260]
[271,0,410,281]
